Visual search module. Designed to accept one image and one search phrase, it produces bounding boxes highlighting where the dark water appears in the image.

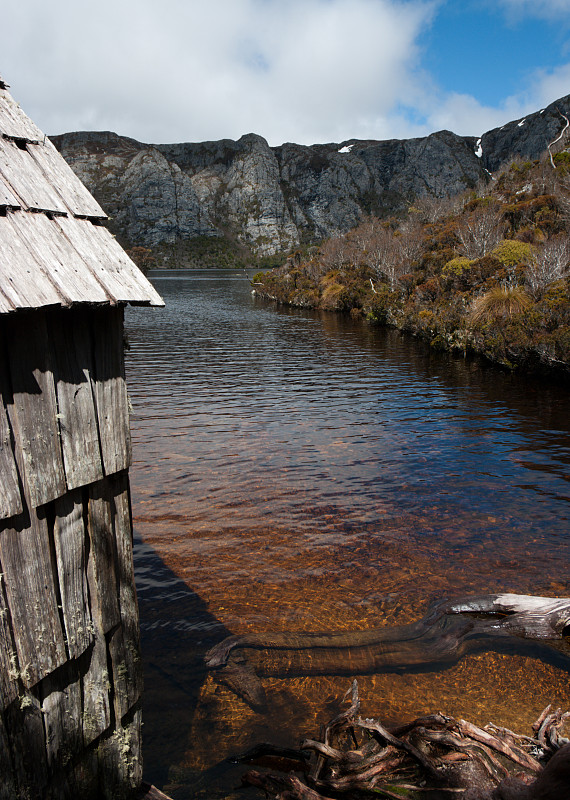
[124,269,570,799]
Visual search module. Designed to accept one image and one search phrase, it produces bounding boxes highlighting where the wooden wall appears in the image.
[0,305,143,800]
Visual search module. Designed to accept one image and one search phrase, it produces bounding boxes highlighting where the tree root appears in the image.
[237,681,570,800]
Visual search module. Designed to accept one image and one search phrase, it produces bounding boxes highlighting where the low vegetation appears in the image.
[127,235,288,272]
[253,154,570,379]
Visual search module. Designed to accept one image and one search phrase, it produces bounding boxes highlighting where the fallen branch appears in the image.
[205,594,570,710]
[238,681,570,800]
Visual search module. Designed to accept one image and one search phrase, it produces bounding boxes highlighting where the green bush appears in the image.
[554,151,570,174]
[442,256,473,277]
[489,239,535,267]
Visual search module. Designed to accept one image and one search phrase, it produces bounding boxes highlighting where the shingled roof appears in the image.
[0,76,163,312]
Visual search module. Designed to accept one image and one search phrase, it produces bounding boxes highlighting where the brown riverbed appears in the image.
[125,270,570,799]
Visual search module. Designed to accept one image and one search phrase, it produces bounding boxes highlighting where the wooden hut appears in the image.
[0,76,163,799]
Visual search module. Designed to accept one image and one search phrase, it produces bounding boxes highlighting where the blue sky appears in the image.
[1,0,570,146]
[422,3,568,105]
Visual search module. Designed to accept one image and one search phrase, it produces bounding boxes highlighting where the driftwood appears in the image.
[205,594,570,710]
[136,782,175,800]
[237,681,570,800]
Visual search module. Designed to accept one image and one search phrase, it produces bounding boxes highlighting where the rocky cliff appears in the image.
[52,93,570,264]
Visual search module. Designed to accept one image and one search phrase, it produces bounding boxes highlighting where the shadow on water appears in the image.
[133,534,234,790]
[133,527,570,797]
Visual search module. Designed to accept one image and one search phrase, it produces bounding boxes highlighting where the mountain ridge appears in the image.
[52,93,570,264]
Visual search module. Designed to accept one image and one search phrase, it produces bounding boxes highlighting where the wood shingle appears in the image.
[0,136,68,214]
[0,84,163,313]
[27,136,106,219]
[0,82,44,143]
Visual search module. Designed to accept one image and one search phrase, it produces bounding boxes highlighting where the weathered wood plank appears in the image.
[0,210,161,313]
[108,624,131,722]
[0,87,44,143]
[128,707,143,790]
[54,216,164,307]
[28,137,106,220]
[87,479,121,633]
[97,709,142,798]
[53,491,94,658]
[0,342,22,519]
[52,216,129,304]
[0,137,67,214]
[0,712,17,800]
[0,568,18,711]
[91,308,132,476]
[68,748,99,800]
[0,214,66,311]
[0,174,20,208]
[80,627,111,747]
[82,534,112,746]
[0,510,67,688]
[91,222,164,306]
[0,289,15,315]
[90,474,142,722]
[50,311,104,490]
[4,689,49,796]
[6,310,67,508]
[8,210,110,306]
[44,770,77,800]
[0,398,21,519]
[41,666,83,770]
[112,473,143,708]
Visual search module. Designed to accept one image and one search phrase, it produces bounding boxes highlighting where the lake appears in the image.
[124,269,570,799]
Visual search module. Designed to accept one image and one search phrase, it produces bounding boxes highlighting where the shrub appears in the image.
[489,239,535,267]
[515,226,540,244]
[456,203,505,258]
[503,195,559,234]
[415,277,443,302]
[442,256,473,278]
[525,236,570,297]
[554,151,570,174]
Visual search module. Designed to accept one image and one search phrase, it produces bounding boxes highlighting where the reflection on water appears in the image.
[125,270,570,798]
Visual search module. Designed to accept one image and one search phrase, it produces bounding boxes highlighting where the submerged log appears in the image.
[238,681,570,800]
[205,594,570,710]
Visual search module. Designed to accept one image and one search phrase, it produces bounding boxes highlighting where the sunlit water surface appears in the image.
[124,270,570,799]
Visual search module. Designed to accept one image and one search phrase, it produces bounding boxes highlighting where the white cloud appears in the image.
[423,62,570,137]
[523,62,570,108]
[2,0,569,147]
[423,93,514,137]
[1,0,438,146]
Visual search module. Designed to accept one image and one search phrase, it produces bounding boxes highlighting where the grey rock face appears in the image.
[480,94,570,172]
[53,131,219,247]
[119,149,218,246]
[215,134,299,255]
[51,93,570,257]
[274,130,484,242]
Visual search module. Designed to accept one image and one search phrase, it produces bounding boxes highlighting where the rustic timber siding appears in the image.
[0,77,163,799]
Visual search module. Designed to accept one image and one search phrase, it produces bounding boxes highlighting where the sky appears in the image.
[2,0,570,147]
